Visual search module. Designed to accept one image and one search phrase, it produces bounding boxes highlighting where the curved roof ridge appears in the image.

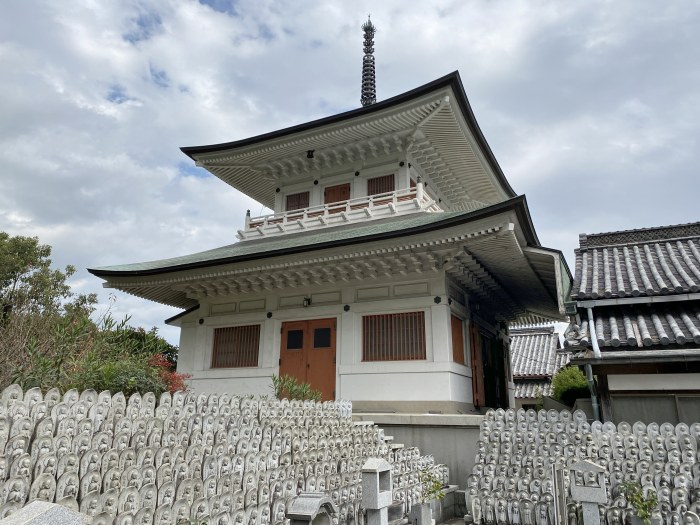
[579,221,700,249]
[180,70,517,199]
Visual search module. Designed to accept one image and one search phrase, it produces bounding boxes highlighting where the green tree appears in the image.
[0,231,186,394]
[0,232,88,318]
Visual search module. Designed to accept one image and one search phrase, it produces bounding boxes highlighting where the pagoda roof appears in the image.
[181,71,516,212]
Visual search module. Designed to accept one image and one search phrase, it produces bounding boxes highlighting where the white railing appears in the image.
[238,185,441,240]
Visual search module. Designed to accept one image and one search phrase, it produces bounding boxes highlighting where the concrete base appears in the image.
[0,501,89,525]
[351,400,479,414]
[353,414,483,491]
[542,397,571,411]
[572,398,594,420]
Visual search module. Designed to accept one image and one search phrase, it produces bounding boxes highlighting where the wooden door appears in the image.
[470,322,485,408]
[279,318,336,401]
[324,183,350,209]
[451,315,465,365]
[307,319,336,401]
[280,321,307,385]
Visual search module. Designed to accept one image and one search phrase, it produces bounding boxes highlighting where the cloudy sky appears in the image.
[1,1,698,344]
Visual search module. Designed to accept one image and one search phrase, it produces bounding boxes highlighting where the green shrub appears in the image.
[271,374,322,402]
[419,468,445,504]
[69,354,167,397]
[620,481,657,523]
[11,314,186,396]
[551,366,589,406]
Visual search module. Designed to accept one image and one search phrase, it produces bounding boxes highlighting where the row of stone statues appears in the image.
[0,383,446,525]
[467,408,700,525]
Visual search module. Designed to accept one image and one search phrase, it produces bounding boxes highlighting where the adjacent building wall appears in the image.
[605,372,700,424]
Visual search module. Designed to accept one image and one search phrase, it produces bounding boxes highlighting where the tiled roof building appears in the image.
[566,222,700,424]
[573,223,700,300]
[510,326,570,404]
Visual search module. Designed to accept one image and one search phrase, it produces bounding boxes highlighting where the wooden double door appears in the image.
[279,318,336,401]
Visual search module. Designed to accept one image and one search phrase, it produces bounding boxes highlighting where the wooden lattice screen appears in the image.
[362,311,426,361]
[286,191,310,211]
[212,325,260,368]
[367,174,395,195]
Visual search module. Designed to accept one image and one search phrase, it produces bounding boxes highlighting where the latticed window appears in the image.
[286,191,310,211]
[367,174,395,195]
[362,312,426,361]
[212,325,260,368]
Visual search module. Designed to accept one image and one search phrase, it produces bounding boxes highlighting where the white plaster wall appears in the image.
[174,270,486,406]
[607,374,700,391]
[187,376,272,396]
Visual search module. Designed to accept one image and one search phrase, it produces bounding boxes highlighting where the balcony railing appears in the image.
[238,185,441,240]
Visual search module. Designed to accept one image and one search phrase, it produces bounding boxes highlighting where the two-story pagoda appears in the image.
[89,71,571,413]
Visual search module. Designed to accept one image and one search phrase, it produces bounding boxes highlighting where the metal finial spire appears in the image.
[360,15,376,107]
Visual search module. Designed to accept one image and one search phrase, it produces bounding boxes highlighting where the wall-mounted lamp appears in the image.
[434,296,442,304]
[266,312,273,319]
[303,297,312,308]
[343,305,350,312]
[307,150,315,159]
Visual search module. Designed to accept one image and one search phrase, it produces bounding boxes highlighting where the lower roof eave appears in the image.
[90,197,569,315]
[571,349,700,366]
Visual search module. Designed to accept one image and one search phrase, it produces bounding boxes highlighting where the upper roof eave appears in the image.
[180,71,516,199]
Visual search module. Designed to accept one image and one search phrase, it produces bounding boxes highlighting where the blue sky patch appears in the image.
[149,65,170,88]
[257,23,275,41]
[123,11,163,43]
[198,0,238,15]
[178,162,210,179]
[106,85,132,104]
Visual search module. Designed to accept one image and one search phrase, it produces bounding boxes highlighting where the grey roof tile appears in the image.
[510,326,570,378]
[568,302,700,349]
[514,380,551,399]
[572,222,700,300]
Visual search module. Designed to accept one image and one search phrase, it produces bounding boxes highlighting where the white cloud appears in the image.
[1,0,699,344]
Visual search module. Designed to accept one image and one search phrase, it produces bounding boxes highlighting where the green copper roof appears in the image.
[89,197,536,277]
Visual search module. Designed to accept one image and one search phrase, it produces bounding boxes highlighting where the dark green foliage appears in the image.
[11,314,176,397]
[0,232,88,318]
[551,366,590,406]
[0,230,183,395]
[71,355,166,397]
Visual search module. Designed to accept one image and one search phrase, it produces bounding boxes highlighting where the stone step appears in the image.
[388,501,405,523]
